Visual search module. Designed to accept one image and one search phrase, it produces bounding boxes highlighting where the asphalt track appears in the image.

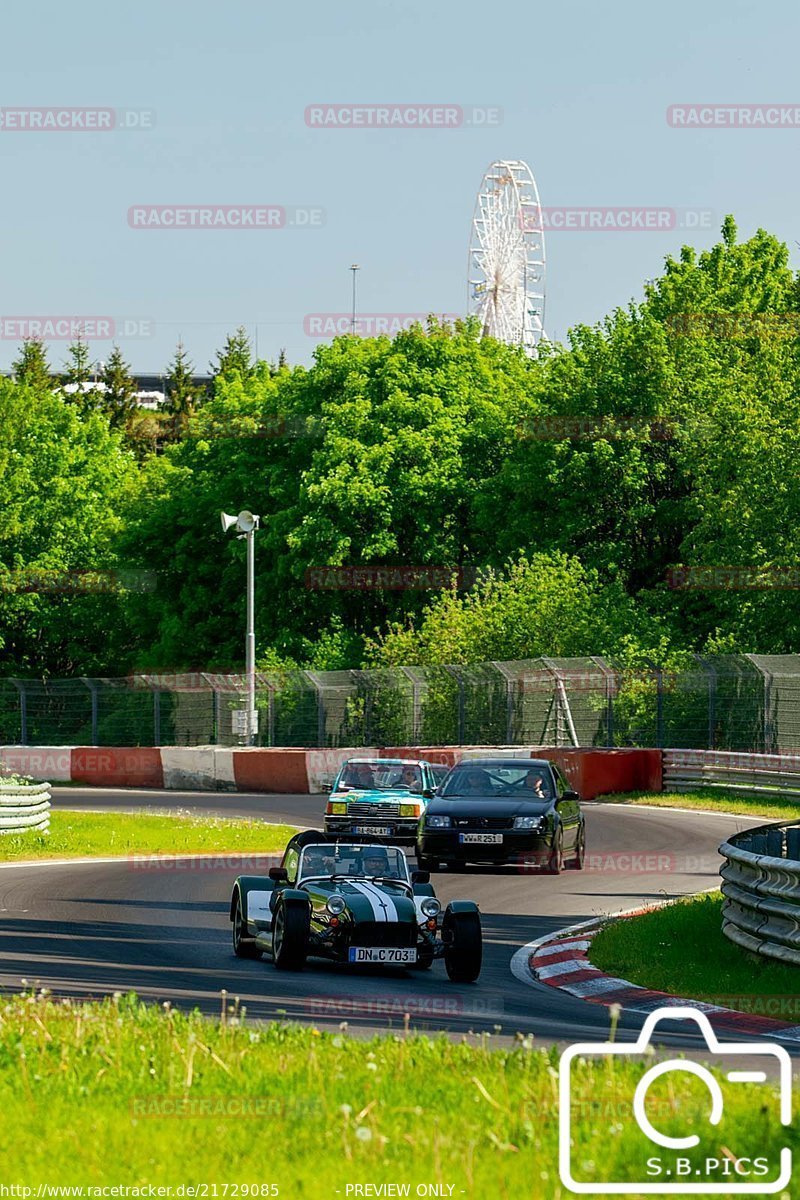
[0,787,786,1053]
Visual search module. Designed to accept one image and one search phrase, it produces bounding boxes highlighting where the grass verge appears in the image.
[0,991,795,1193]
[0,810,296,862]
[590,891,800,1018]
[601,787,799,820]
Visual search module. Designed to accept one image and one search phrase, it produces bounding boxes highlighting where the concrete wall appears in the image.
[0,743,663,798]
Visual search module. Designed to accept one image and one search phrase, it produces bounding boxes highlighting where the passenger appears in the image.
[360,848,397,878]
[303,847,334,877]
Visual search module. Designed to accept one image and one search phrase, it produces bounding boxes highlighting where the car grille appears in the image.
[348,801,401,817]
[349,922,417,948]
[454,816,514,831]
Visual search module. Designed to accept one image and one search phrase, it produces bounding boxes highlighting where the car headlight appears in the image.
[400,803,420,817]
[420,897,441,919]
[425,815,452,829]
[514,815,544,830]
[326,896,346,916]
[327,802,348,815]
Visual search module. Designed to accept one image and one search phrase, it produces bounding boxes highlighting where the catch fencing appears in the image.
[3,653,800,750]
[720,821,800,965]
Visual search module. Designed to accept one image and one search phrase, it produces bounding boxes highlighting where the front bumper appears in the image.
[324,815,420,843]
[417,829,552,863]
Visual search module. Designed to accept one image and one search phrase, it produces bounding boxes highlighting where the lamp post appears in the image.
[220,509,261,745]
[350,264,360,332]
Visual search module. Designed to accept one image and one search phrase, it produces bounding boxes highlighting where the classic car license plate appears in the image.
[352,824,393,836]
[459,832,503,844]
[348,947,417,964]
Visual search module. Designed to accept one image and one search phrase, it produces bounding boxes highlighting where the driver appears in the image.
[461,769,488,795]
[400,765,420,790]
[522,770,546,798]
[349,763,375,790]
[303,847,334,877]
[359,847,397,878]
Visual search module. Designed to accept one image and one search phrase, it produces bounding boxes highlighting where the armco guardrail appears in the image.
[720,821,800,965]
[664,748,800,801]
[0,781,51,834]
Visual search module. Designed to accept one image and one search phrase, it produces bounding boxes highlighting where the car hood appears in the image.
[331,788,422,804]
[303,879,418,923]
[426,797,552,818]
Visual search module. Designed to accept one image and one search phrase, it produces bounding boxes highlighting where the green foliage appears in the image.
[12,338,51,391]
[165,340,203,419]
[101,345,138,429]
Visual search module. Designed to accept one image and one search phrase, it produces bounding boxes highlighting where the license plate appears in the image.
[348,947,417,964]
[352,825,392,836]
[459,832,503,844]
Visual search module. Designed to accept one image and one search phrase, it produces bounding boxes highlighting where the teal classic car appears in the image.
[323,757,448,844]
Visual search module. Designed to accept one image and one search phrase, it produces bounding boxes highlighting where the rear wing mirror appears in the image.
[268,867,288,882]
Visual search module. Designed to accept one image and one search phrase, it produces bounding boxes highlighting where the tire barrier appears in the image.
[720,821,800,965]
[0,781,51,835]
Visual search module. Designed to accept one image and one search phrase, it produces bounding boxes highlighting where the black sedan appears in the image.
[415,757,585,873]
[229,830,483,981]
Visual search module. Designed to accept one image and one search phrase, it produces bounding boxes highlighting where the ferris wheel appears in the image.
[467,159,546,355]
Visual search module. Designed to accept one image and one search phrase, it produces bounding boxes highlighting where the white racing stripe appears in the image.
[348,880,398,922]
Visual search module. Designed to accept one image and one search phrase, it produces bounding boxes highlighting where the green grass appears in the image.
[0,810,297,861]
[602,787,800,820]
[591,891,800,1018]
[0,992,795,1193]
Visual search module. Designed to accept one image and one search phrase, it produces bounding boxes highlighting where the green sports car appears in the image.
[229,830,482,981]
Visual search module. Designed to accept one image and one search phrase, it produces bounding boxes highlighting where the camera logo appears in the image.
[559,1006,792,1194]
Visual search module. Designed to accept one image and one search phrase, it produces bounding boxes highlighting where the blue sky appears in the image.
[1,0,797,373]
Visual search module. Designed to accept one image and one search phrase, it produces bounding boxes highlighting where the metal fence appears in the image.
[4,653,800,750]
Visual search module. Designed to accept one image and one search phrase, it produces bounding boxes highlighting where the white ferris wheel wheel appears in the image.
[467,159,546,356]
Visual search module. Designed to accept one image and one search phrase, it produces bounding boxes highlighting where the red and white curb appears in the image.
[511,907,800,1043]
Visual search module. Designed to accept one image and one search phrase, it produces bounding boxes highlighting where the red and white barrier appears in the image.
[0,743,663,798]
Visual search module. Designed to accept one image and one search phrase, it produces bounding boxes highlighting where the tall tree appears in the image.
[62,340,104,412]
[102,345,138,429]
[165,341,200,420]
[211,326,254,383]
[12,339,51,391]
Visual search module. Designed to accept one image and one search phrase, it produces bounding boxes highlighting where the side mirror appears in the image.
[268,867,288,882]
[321,783,333,793]
[411,870,430,884]
[422,788,435,800]
[561,789,580,803]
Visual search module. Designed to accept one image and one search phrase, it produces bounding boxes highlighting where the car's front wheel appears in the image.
[544,830,564,875]
[443,909,482,983]
[567,826,586,870]
[416,853,440,873]
[232,894,262,959]
[272,900,309,970]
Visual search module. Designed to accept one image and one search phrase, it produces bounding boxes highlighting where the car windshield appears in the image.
[298,842,410,882]
[337,762,423,793]
[438,765,554,800]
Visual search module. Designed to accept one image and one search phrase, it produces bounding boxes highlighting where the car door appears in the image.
[551,764,579,850]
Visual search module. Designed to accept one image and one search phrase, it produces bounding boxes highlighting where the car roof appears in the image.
[341,757,428,766]
[453,757,554,769]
